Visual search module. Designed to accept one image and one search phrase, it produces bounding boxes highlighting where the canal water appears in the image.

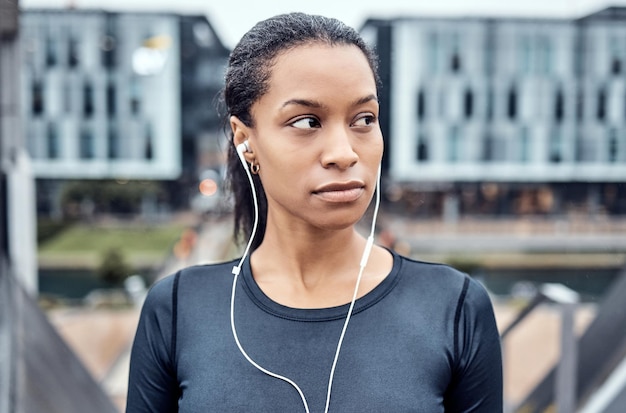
[477,266,621,302]
[39,268,152,303]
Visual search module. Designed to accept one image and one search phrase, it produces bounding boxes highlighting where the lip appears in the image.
[312,181,365,203]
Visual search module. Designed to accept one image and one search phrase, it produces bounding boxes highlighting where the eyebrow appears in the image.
[353,94,379,106]
[281,94,379,109]
[281,98,326,109]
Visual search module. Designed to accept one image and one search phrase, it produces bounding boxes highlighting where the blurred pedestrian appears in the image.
[127,12,502,413]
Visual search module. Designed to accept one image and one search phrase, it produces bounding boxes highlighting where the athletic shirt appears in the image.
[126,251,503,412]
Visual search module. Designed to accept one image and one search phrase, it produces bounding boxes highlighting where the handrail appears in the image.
[501,283,580,413]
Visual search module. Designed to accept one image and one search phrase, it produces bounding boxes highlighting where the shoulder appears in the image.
[175,259,239,292]
[392,253,495,319]
[395,254,473,299]
[143,259,240,311]
[462,273,495,315]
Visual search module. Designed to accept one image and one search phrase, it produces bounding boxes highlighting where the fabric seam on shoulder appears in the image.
[171,271,181,370]
[453,276,470,362]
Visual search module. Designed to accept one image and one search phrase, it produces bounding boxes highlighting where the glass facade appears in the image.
[366,8,626,216]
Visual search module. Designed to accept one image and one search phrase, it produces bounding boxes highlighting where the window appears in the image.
[554,89,564,123]
[417,88,426,120]
[576,133,598,162]
[484,25,495,76]
[107,83,116,118]
[26,127,38,159]
[576,90,584,121]
[32,79,44,116]
[427,32,439,74]
[519,126,530,163]
[101,35,116,68]
[575,133,585,162]
[417,134,429,161]
[447,126,460,162]
[438,88,447,118]
[63,80,71,113]
[450,53,461,73]
[449,32,461,73]
[45,36,57,67]
[482,134,494,162]
[68,36,79,68]
[47,122,59,159]
[464,88,473,119]
[485,87,494,121]
[610,36,622,76]
[507,86,517,120]
[549,128,562,163]
[574,39,583,77]
[612,58,622,75]
[130,78,141,115]
[608,128,618,163]
[537,35,552,75]
[79,128,95,159]
[83,81,94,118]
[144,123,154,160]
[519,35,532,75]
[108,126,119,159]
[597,88,606,121]
[101,15,117,68]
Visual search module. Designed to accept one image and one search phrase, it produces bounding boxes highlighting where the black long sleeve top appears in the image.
[127,251,503,412]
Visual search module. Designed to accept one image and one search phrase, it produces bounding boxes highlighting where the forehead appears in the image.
[261,43,377,103]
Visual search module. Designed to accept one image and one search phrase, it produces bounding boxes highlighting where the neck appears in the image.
[246,193,395,308]
[258,224,366,280]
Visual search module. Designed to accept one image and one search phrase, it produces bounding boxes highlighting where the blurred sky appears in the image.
[21,0,626,48]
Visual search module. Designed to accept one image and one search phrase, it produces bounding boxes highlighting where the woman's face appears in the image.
[236,43,383,232]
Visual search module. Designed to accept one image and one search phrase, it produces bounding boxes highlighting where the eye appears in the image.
[352,114,377,127]
[291,117,321,129]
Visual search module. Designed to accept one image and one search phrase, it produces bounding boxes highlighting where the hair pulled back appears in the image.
[223,12,380,249]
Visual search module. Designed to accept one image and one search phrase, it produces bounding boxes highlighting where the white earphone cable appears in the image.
[323,164,381,413]
[231,144,311,413]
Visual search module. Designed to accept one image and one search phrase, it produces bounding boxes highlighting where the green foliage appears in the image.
[96,247,132,285]
[37,218,74,244]
[38,223,185,268]
[444,256,482,275]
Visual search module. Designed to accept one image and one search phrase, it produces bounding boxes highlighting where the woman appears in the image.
[127,12,502,412]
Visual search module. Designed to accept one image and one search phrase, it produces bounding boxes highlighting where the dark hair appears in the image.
[223,12,380,249]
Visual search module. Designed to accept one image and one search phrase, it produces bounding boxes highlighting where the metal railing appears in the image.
[501,283,580,413]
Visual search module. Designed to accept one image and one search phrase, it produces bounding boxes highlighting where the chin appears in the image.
[313,210,367,232]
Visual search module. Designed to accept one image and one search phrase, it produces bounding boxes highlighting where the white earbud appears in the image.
[236,140,250,155]
[236,140,251,173]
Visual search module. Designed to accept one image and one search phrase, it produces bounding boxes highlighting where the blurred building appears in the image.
[363,6,626,219]
[19,9,229,215]
[176,15,230,211]
[1,0,38,293]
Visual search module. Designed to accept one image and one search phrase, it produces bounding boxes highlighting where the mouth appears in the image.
[312,181,365,203]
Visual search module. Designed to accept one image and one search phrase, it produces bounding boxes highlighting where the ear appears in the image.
[230,116,255,163]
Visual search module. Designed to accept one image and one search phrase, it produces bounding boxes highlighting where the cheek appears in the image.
[262,158,310,194]
[365,139,384,164]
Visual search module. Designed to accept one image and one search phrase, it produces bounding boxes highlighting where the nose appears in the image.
[320,126,359,170]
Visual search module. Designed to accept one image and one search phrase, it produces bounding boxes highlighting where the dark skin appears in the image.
[230,43,393,308]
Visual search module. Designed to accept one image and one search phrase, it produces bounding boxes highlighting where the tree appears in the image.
[96,247,132,285]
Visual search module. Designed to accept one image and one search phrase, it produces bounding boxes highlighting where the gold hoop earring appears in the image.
[251,163,260,175]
